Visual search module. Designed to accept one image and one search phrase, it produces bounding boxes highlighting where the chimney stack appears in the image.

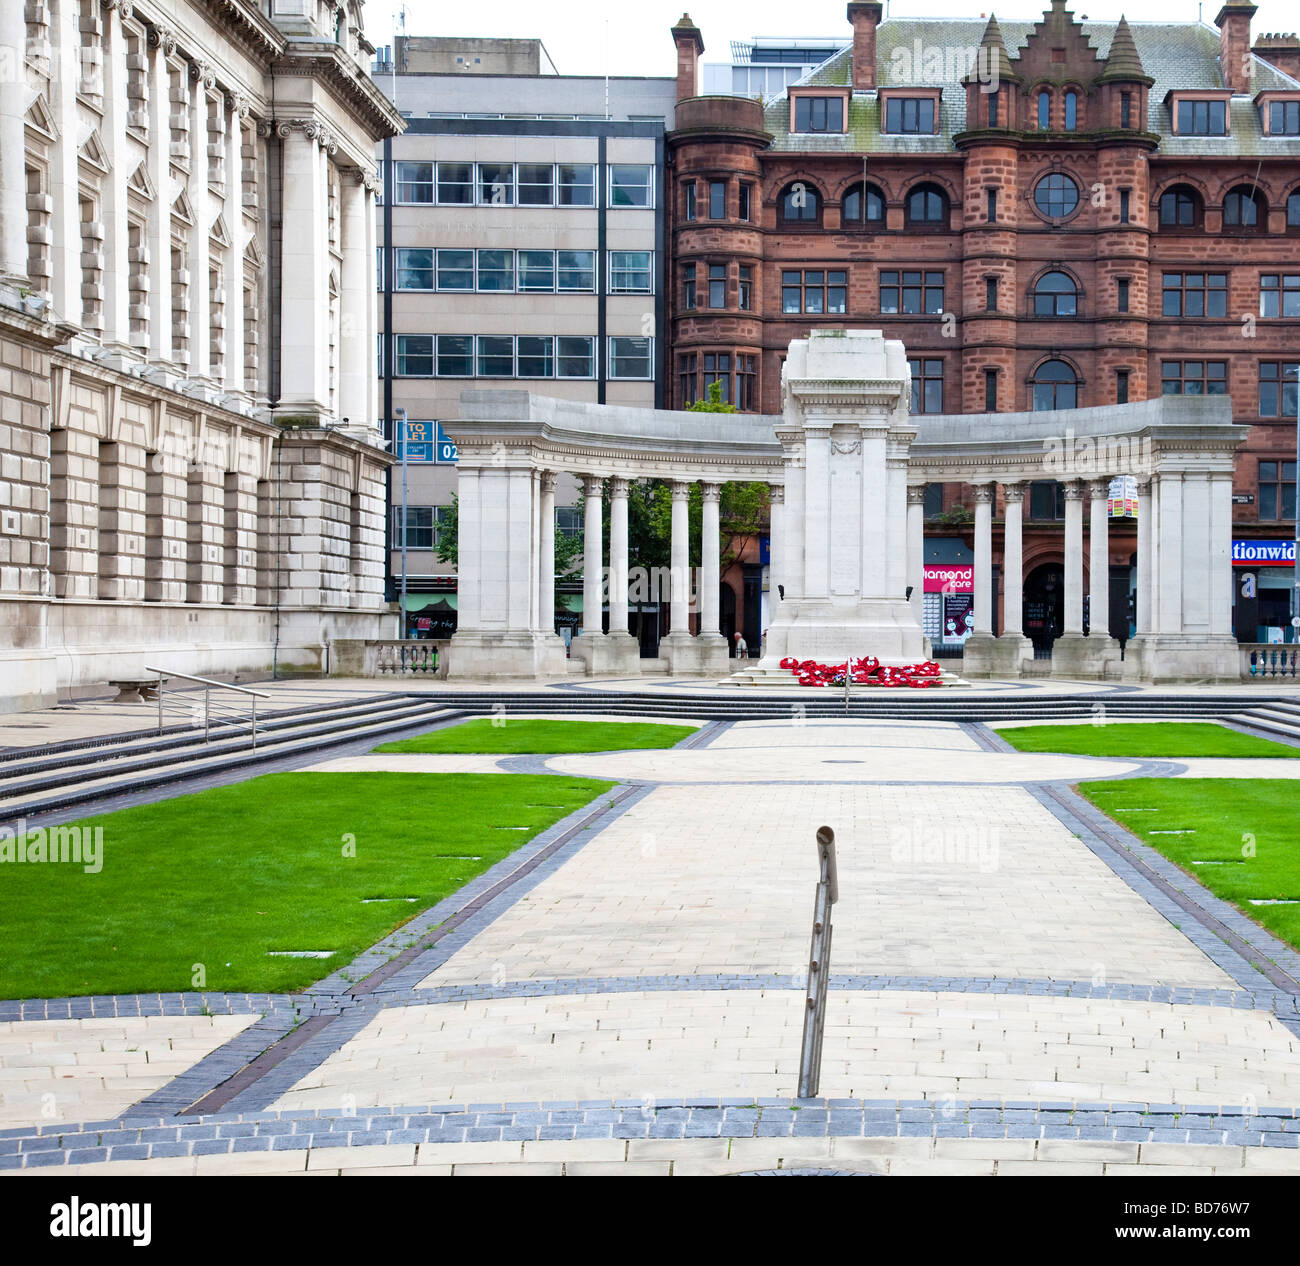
[847,2,884,91]
[1216,1,1259,94]
[671,14,705,103]
[1252,31,1300,81]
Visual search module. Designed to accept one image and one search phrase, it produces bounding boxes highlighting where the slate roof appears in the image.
[763,18,1300,157]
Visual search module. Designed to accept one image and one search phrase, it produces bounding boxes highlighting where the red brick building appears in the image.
[667,2,1300,653]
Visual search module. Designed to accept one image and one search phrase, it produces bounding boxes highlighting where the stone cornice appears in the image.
[273,41,405,139]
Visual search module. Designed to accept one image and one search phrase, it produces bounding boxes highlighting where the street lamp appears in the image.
[395,406,408,641]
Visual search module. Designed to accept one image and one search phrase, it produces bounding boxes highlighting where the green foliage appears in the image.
[1002,722,1300,759]
[686,379,738,413]
[375,718,699,755]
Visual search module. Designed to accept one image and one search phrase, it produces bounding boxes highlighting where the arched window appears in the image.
[842,181,885,227]
[1064,91,1078,131]
[1223,184,1266,231]
[1033,360,1078,411]
[905,182,947,226]
[1033,172,1080,219]
[1037,89,1050,129]
[779,180,820,224]
[1289,190,1300,228]
[1033,271,1078,317]
[1158,185,1202,227]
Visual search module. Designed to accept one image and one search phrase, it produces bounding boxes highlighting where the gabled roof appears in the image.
[769,17,1300,156]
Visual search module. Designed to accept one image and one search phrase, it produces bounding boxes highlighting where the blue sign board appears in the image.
[396,421,458,464]
[1233,540,1296,566]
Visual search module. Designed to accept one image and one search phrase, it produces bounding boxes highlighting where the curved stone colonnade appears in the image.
[447,331,1245,684]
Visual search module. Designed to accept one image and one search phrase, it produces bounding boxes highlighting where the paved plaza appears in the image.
[4,705,1300,1176]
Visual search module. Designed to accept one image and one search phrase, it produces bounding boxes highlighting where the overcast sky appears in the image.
[363,0,1300,78]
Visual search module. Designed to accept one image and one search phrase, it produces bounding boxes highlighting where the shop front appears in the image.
[1232,540,1297,643]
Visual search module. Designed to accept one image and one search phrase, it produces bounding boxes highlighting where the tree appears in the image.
[433,492,583,579]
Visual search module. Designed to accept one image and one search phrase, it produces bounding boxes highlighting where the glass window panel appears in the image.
[395,248,434,290]
[478,164,515,205]
[395,161,433,203]
[476,249,514,291]
[609,164,653,207]
[435,162,473,205]
[609,250,652,294]
[435,249,474,291]
[516,163,554,206]
[557,164,596,206]
[609,336,652,379]
[517,250,555,292]
[435,334,473,377]
[476,334,514,377]
[557,336,595,378]
[557,250,595,291]
[516,336,554,378]
[394,335,433,376]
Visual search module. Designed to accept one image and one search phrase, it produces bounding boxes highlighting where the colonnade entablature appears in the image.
[446,333,1247,684]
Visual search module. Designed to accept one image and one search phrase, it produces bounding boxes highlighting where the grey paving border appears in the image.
[0,992,297,1023]
[3,1098,1298,1170]
[1036,782,1300,994]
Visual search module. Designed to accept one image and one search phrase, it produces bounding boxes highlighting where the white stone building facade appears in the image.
[0,0,403,710]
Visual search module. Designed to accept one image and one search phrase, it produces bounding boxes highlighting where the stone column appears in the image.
[222,98,249,399]
[1002,483,1024,637]
[1063,481,1085,635]
[278,125,329,419]
[768,484,785,605]
[1135,477,1153,636]
[337,172,370,437]
[1156,472,1183,642]
[539,471,556,636]
[96,441,146,601]
[146,41,174,368]
[700,482,721,636]
[609,477,630,636]
[580,476,604,639]
[669,480,689,636]
[0,0,26,285]
[223,470,259,605]
[1088,479,1112,639]
[973,483,994,634]
[906,485,925,626]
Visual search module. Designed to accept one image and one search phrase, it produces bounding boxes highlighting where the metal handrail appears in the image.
[798,826,839,1099]
[145,667,271,748]
[143,667,272,698]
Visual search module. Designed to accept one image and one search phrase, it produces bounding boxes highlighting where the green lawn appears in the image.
[998,722,1300,759]
[374,717,698,755]
[0,771,613,999]
[1080,778,1300,951]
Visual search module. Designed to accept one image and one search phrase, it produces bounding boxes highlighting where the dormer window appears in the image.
[1269,101,1300,135]
[885,98,934,134]
[1175,98,1227,136]
[792,94,844,133]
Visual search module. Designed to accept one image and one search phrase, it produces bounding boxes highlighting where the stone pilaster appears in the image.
[97,440,146,600]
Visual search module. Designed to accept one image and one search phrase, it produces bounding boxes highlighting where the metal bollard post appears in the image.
[798,825,839,1099]
[204,687,210,744]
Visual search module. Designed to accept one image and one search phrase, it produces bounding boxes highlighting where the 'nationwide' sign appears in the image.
[1232,540,1296,566]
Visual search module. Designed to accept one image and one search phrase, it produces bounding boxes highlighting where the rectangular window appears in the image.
[609,335,653,379]
[782,269,847,315]
[518,249,556,292]
[1161,360,1228,395]
[435,162,473,205]
[394,248,434,290]
[985,277,997,311]
[476,335,514,377]
[557,336,596,379]
[435,249,474,291]
[881,270,944,315]
[988,93,998,126]
[609,164,653,207]
[555,505,582,537]
[737,354,757,411]
[1258,459,1297,520]
[557,164,595,206]
[395,161,433,203]
[1117,278,1130,312]
[1117,369,1130,404]
[709,264,726,309]
[1260,274,1300,318]
[678,352,698,405]
[435,334,473,377]
[703,352,731,403]
[984,368,997,411]
[684,181,696,221]
[884,97,935,134]
[394,334,433,376]
[986,188,997,223]
[476,249,514,292]
[908,357,943,413]
[609,250,653,294]
[794,96,844,133]
[1177,98,1226,135]
[738,183,752,221]
[1162,272,1228,318]
[516,335,555,378]
[1120,92,1132,129]
[517,163,554,206]
[477,163,515,205]
[1119,188,1130,223]
[392,506,434,549]
[1269,101,1300,135]
[709,180,726,219]
[1029,481,1066,521]
[1259,362,1300,417]
[738,265,753,311]
[682,265,696,310]
[557,250,596,292]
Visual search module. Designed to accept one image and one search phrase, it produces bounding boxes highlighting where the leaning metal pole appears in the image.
[798,825,839,1099]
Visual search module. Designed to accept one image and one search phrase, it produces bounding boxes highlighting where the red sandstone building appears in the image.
[667,1,1300,656]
